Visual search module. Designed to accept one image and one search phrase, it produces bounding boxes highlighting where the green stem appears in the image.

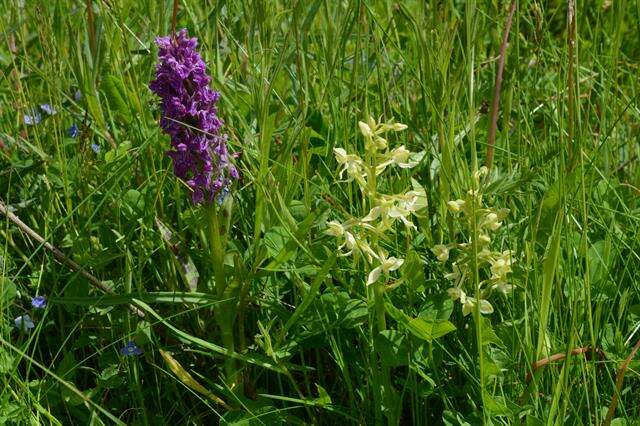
[207,206,240,390]
[374,282,387,332]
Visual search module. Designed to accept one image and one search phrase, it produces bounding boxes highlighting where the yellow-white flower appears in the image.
[447,288,494,316]
[358,121,373,138]
[377,146,422,170]
[481,212,502,231]
[325,220,345,237]
[367,253,404,286]
[490,250,513,281]
[431,244,449,262]
[478,234,491,245]
[444,263,466,286]
[473,166,488,181]
[447,199,466,213]
[399,187,427,213]
[333,148,366,185]
[390,122,408,132]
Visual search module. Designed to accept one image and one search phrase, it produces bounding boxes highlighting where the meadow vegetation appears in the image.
[1,1,640,424]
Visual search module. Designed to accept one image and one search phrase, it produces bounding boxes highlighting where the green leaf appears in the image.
[101,75,131,122]
[278,255,336,341]
[419,293,453,321]
[482,390,511,416]
[98,366,124,389]
[478,316,503,347]
[375,330,409,367]
[155,217,200,292]
[263,226,289,258]
[0,348,14,374]
[315,384,332,407]
[406,318,456,342]
[386,302,455,342]
[0,277,17,304]
[123,189,145,215]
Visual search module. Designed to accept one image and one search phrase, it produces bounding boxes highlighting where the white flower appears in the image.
[400,188,427,213]
[447,199,466,213]
[473,166,488,181]
[444,263,466,286]
[447,288,493,316]
[338,231,357,256]
[431,244,449,262]
[490,251,514,281]
[367,253,404,286]
[491,282,514,294]
[478,234,491,245]
[481,212,502,231]
[15,314,35,332]
[358,121,372,138]
[387,146,419,168]
[462,297,493,316]
[391,122,408,131]
[325,220,345,237]
[388,204,415,229]
[333,148,366,185]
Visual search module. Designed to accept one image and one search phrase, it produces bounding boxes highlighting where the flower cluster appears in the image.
[150,28,238,204]
[327,116,426,286]
[433,167,515,316]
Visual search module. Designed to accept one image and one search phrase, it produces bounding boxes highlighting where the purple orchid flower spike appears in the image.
[149,28,238,204]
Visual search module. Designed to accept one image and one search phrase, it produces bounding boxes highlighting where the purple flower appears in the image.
[120,340,142,356]
[31,296,46,309]
[14,314,35,332]
[91,143,100,153]
[68,123,79,138]
[24,110,42,125]
[74,90,82,101]
[39,104,57,115]
[149,28,238,204]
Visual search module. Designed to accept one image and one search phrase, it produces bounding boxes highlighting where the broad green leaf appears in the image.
[375,330,409,367]
[387,302,455,342]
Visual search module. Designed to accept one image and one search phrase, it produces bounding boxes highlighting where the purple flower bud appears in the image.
[149,29,237,204]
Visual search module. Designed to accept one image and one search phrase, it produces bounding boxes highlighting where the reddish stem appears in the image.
[485,0,517,171]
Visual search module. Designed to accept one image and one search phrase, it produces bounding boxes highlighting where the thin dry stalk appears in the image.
[485,0,517,171]
[603,337,640,426]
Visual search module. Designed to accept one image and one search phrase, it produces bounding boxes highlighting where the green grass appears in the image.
[2,0,640,424]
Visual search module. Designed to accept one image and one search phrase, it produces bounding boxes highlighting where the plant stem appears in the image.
[207,206,239,390]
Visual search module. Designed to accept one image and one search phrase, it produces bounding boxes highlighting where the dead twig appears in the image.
[524,346,604,383]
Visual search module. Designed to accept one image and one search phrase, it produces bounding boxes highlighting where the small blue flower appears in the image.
[31,296,46,309]
[67,123,79,138]
[119,341,142,356]
[74,90,82,102]
[24,110,42,126]
[216,187,229,206]
[39,104,57,115]
[91,143,100,154]
[14,314,35,332]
